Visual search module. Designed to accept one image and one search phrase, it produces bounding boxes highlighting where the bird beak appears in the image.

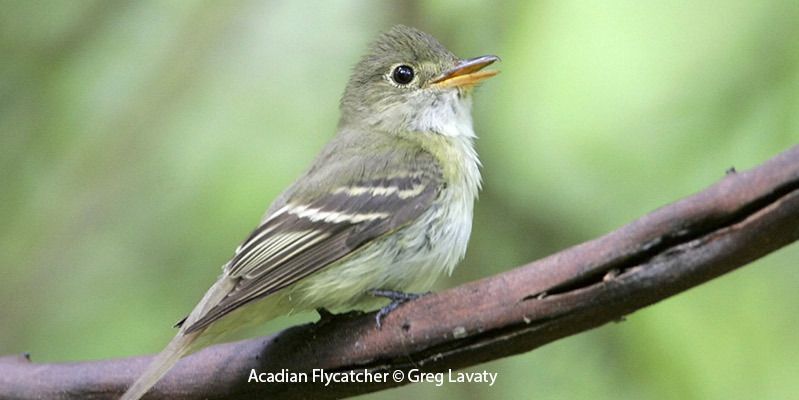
[431,55,500,89]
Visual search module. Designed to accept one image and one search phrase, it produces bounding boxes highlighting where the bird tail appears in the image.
[120,277,235,400]
[119,275,289,399]
[119,328,203,400]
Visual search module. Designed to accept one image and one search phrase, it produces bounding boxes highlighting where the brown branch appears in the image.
[2,145,799,400]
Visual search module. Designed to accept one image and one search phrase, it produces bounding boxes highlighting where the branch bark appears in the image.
[3,145,799,400]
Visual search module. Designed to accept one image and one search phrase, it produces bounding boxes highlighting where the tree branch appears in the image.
[3,145,799,400]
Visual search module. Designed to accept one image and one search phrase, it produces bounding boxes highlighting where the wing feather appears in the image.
[183,167,442,333]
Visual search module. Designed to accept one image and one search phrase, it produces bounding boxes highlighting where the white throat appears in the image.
[412,90,476,139]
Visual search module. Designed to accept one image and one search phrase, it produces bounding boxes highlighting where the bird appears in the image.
[121,24,498,399]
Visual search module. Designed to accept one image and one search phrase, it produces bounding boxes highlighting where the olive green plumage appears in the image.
[121,25,497,400]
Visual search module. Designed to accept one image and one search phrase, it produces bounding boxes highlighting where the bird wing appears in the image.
[183,160,443,333]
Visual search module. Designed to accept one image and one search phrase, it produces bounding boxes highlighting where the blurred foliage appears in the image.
[1,1,798,399]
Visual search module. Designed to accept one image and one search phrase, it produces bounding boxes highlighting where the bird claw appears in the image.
[368,289,428,329]
[315,307,336,324]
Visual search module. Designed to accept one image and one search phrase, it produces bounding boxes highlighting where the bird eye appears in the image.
[391,65,415,85]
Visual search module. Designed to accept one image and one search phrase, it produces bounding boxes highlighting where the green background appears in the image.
[2,1,798,399]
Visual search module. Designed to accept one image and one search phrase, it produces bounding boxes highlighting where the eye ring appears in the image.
[391,65,415,85]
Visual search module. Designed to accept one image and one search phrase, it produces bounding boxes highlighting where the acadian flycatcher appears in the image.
[122,25,499,399]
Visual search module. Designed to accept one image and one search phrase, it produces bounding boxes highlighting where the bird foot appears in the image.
[368,289,429,329]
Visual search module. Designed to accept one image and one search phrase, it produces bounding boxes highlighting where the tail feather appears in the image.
[119,277,283,399]
[120,329,203,400]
